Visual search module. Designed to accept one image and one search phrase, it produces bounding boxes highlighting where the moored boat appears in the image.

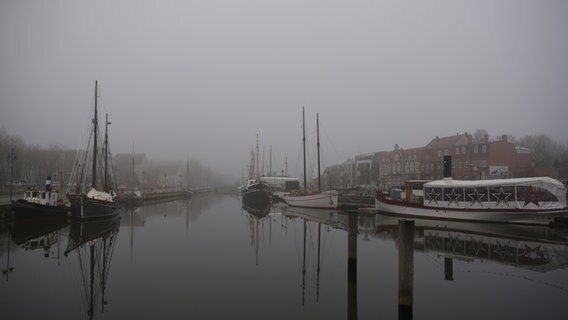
[66,81,118,219]
[375,176,568,225]
[282,190,339,209]
[281,108,339,209]
[10,176,70,218]
[240,135,273,212]
[241,179,273,215]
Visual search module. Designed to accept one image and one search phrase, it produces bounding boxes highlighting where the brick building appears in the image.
[376,133,558,191]
[323,132,559,192]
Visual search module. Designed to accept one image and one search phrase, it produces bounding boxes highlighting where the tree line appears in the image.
[0,128,223,191]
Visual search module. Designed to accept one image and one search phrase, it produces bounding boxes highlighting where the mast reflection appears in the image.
[64,217,120,320]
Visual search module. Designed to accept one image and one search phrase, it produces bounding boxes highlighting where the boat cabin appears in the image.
[23,188,61,206]
[422,177,567,211]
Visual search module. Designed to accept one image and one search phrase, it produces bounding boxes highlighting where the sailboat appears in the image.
[241,134,273,213]
[281,108,339,209]
[66,81,119,219]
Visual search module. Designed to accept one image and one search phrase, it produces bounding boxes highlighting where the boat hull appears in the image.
[10,199,70,219]
[282,191,339,209]
[68,194,118,220]
[375,193,568,225]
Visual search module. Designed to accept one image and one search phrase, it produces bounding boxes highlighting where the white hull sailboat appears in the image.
[281,108,339,209]
[283,190,338,209]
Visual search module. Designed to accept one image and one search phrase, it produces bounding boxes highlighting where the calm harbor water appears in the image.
[1,194,568,319]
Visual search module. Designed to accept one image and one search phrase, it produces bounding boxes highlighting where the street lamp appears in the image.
[8,148,16,202]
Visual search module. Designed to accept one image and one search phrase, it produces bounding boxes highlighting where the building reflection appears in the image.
[279,207,568,320]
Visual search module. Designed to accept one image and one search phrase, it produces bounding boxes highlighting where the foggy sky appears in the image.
[1,0,568,181]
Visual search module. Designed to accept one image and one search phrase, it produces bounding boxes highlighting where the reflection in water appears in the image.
[398,220,414,320]
[242,195,272,219]
[375,213,568,320]
[282,207,359,319]
[8,217,69,260]
[3,195,568,319]
[375,215,568,273]
[64,217,120,320]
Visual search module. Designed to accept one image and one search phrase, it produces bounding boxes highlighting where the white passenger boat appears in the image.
[375,176,568,224]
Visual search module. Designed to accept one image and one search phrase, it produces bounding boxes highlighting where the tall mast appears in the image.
[316,112,321,193]
[131,142,135,195]
[302,107,307,193]
[256,134,260,180]
[104,113,110,191]
[92,80,98,189]
[186,157,190,190]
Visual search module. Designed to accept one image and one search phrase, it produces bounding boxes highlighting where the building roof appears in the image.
[425,134,470,149]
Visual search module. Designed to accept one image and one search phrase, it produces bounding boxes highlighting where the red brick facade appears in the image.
[377,133,554,191]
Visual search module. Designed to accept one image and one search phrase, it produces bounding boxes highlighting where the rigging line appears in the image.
[321,126,346,165]
[76,248,90,310]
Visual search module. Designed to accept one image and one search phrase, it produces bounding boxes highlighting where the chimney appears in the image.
[443,156,452,179]
[45,176,52,191]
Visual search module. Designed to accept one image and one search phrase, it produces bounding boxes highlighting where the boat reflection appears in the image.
[375,214,568,272]
[64,216,120,320]
[7,217,69,252]
[374,213,568,319]
[282,206,347,229]
[280,208,568,320]
[242,196,272,219]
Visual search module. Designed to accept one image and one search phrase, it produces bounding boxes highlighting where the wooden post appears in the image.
[398,219,414,319]
[444,257,454,281]
[348,211,358,320]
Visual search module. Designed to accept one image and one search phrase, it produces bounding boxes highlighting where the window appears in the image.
[474,145,479,154]
[482,144,487,153]
[455,147,460,155]
[438,150,442,157]
[472,160,478,168]
[481,160,487,168]
[462,146,466,154]
[444,149,449,156]
[464,161,469,168]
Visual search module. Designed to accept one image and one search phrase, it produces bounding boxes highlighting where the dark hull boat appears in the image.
[66,81,118,220]
[241,180,272,218]
[11,199,69,218]
[11,177,70,218]
[67,193,118,220]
